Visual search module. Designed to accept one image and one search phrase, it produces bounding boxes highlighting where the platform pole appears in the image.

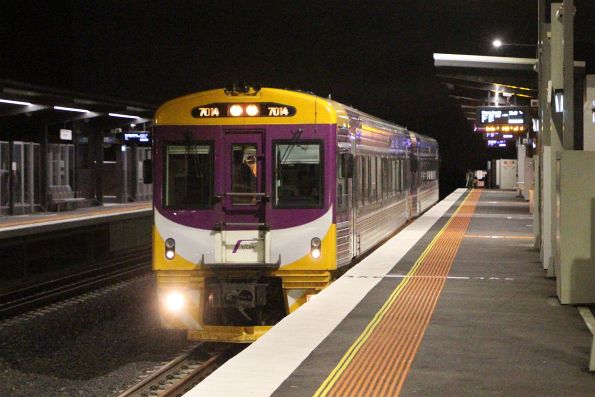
[535,0,548,250]
[562,0,574,150]
[541,3,563,277]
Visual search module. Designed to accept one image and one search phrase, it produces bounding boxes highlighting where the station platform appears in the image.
[188,189,595,397]
[0,202,151,240]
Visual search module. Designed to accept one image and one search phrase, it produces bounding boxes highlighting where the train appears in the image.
[149,85,439,342]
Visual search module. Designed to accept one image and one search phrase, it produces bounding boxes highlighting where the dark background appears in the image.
[1,1,593,196]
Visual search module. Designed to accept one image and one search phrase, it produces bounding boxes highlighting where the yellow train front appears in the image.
[151,86,439,342]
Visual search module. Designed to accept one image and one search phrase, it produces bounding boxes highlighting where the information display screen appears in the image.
[124,132,151,143]
[477,107,527,125]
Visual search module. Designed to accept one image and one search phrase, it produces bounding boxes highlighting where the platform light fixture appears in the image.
[554,89,564,113]
[109,112,140,119]
[0,98,33,106]
[492,39,536,49]
[54,105,89,113]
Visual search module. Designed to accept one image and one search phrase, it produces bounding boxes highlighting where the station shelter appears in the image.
[0,80,154,215]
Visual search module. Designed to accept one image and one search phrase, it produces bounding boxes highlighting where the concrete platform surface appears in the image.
[190,190,595,396]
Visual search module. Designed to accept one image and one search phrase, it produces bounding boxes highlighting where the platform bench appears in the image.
[48,185,86,212]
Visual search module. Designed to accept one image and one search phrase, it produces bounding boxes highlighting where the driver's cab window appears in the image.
[231,144,257,204]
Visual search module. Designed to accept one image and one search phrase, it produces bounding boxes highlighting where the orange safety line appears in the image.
[0,203,151,229]
[323,190,482,397]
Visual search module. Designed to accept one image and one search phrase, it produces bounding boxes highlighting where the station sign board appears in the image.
[59,128,72,141]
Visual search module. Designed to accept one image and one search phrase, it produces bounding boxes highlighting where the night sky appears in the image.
[1,1,594,196]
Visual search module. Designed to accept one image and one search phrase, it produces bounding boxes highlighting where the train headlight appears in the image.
[164,238,175,260]
[229,104,243,117]
[311,237,322,259]
[165,292,185,313]
[245,104,259,116]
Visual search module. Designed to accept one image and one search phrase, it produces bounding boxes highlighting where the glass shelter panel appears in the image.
[0,142,8,213]
[13,142,23,207]
[47,143,75,188]
[11,142,40,214]
[136,147,152,201]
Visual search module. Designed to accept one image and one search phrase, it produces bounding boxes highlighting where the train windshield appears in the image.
[274,142,322,208]
[164,144,212,208]
[231,144,258,204]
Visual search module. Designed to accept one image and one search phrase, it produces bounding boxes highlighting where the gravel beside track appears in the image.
[0,275,191,396]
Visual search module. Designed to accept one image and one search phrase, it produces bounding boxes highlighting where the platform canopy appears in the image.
[0,79,155,123]
[433,54,540,126]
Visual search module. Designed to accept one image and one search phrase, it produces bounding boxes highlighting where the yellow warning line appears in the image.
[313,190,477,397]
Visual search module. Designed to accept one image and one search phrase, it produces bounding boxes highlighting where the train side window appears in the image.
[164,144,213,209]
[355,156,361,208]
[395,159,400,193]
[370,156,376,202]
[274,142,322,208]
[378,157,383,200]
[399,159,403,191]
[362,156,369,206]
[386,158,392,196]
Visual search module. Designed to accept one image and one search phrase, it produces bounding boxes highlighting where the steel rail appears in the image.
[0,250,151,319]
[117,344,240,397]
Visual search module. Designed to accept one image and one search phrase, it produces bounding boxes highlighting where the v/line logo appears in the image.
[232,239,258,253]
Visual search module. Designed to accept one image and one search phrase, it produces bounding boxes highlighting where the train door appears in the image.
[336,147,354,267]
[219,131,268,264]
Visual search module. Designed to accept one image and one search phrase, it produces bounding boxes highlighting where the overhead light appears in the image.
[554,90,564,113]
[492,39,503,48]
[54,105,89,113]
[109,112,139,119]
[0,98,33,106]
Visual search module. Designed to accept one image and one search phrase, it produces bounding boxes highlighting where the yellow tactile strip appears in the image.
[0,202,151,229]
[314,189,482,397]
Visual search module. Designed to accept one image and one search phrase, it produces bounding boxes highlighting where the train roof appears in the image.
[154,87,436,143]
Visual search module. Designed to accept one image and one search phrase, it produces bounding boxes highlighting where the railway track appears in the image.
[0,247,151,319]
[117,343,243,397]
